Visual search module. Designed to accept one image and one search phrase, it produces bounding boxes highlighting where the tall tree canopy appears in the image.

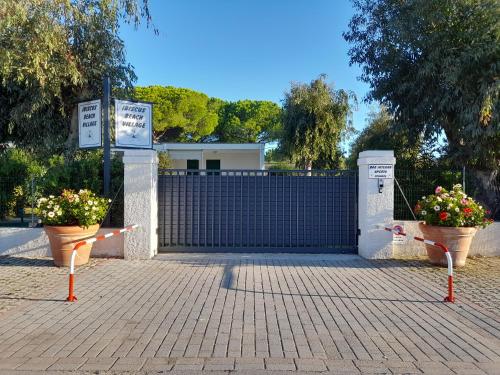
[212,100,282,143]
[346,107,436,169]
[0,0,153,155]
[281,75,355,169]
[133,86,219,142]
[344,0,499,212]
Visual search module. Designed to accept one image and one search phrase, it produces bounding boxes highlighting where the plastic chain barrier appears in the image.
[67,224,139,302]
[380,225,455,303]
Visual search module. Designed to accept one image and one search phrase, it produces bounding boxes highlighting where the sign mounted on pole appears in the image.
[368,164,393,179]
[78,99,102,148]
[115,99,153,149]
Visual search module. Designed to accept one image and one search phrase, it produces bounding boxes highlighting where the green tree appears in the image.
[212,100,282,143]
[133,86,219,142]
[344,0,500,212]
[0,0,153,156]
[346,107,436,169]
[281,75,355,170]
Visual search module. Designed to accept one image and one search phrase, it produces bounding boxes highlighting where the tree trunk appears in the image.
[468,169,500,221]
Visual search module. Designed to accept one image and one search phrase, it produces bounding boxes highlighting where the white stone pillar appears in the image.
[123,149,158,259]
[357,150,396,259]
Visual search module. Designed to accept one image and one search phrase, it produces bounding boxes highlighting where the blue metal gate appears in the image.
[158,170,357,253]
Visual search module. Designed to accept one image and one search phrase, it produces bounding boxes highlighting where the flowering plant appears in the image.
[35,189,110,228]
[414,184,493,228]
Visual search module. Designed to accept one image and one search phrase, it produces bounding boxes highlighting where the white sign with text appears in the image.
[115,100,152,149]
[78,99,102,148]
[368,164,393,179]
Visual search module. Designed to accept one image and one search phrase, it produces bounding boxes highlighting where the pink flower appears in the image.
[435,186,443,194]
[460,198,467,205]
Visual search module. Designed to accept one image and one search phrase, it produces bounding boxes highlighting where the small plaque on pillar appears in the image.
[368,164,393,179]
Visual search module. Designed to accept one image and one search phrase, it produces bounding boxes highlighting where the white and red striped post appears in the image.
[67,224,139,302]
[382,225,455,303]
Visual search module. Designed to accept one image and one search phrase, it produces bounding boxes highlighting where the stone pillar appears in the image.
[123,149,158,259]
[357,150,396,259]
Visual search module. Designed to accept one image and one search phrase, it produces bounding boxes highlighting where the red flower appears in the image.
[439,212,449,221]
[414,203,421,213]
[463,207,473,217]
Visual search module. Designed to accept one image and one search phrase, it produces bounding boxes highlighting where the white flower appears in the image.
[48,211,55,218]
[54,205,59,210]
[447,204,452,209]
[85,212,89,216]
[42,210,46,215]
[421,210,427,215]
[422,196,426,200]
[434,205,440,211]
[455,207,460,212]
[453,184,462,190]
[84,206,89,210]
[436,197,442,202]
[88,200,93,205]
[479,205,482,209]
[79,189,85,194]
[92,215,96,220]
[108,199,112,202]
[49,195,54,199]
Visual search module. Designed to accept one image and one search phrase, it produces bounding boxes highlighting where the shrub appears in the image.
[415,184,493,228]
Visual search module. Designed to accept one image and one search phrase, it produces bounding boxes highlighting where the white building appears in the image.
[154,143,265,170]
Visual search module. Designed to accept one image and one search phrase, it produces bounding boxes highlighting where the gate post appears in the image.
[123,149,158,259]
[357,150,396,259]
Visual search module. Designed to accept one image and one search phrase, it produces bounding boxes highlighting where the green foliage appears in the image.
[35,189,110,228]
[0,149,45,218]
[415,184,492,228]
[158,151,172,169]
[281,75,356,169]
[41,150,123,197]
[133,86,219,142]
[346,107,436,169]
[344,0,500,170]
[213,100,282,143]
[0,0,153,155]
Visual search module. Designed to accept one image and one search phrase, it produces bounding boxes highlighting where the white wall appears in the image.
[393,221,500,257]
[202,150,261,169]
[0,227,124,258]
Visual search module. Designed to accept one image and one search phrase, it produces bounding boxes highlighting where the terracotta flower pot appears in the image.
[44,224,100,267]
[418,222,477,267]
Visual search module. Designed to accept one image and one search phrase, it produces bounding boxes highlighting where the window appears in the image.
[206,159,220,175]
[187,159,199,175]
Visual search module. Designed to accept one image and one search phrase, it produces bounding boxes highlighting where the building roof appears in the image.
[154,143,265,151]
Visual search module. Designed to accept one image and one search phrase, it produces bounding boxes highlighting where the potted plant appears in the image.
[35,189,110,267]
[414,184,492,267]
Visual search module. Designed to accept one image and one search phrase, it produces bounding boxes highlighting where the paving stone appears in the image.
[79,357,117,371]
[110,357,146,371]
[0,358,28,370]
[15,358,58,371]
[203,357,235,371]
[295,358,328,371]
[47,357,87,371]
[235,357,265,370]
[265,357,296,371]
[142,357,175,371]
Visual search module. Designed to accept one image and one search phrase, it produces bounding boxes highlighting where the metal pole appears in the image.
[103,76,111,198]
[103,77,111,226]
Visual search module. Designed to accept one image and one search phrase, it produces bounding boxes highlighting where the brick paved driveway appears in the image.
[0,253,499,374]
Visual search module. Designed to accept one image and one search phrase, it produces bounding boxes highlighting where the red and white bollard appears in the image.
[67,224,139,302]
[381,225,455,303]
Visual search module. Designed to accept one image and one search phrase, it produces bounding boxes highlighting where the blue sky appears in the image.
[120,0,376,151]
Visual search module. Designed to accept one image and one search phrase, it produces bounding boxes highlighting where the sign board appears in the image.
[392,224,406,243]
[78,99,102,148]
[368,164,393,179]
[115,99,153,149]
